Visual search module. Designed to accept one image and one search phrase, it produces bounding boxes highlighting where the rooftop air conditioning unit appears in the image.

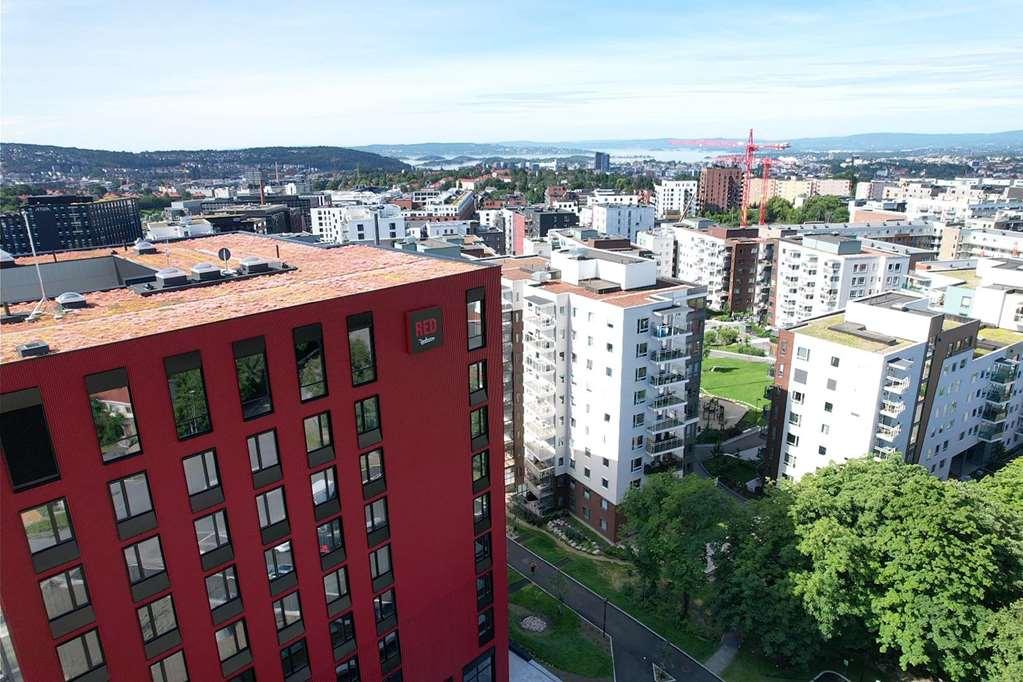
[55,292,87,309]
[191,262,222,282]
[239,256,269,274]
[155,267,189,288]
[135,240,157,255]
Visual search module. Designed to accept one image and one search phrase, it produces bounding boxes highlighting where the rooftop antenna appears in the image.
[21,209,49,321]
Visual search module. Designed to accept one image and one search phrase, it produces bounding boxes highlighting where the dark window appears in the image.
[294,324,327,401]
[475,573,493,608]
[330,613,356,648]
[165,352,212,439]
[360,449,385,486]
[311,468,338,506]
[183,450,219,495]
[354,397,381,435]
[56,629,104,681]
[467,288,486,350]
[348,313,377,386]
[477,608,494,643]
[369,545,392,580]
[378,631,400,666]
[474,533,492,563]
[472,451,489,484]
[39,566,91,620]
[124,536,165,583]
[1,387,60,490]
[468,361,486,395]
[336,656,360,682]
[137,595,177,643]
[233,338,273,419]
[150,650,188,682]
[317,519,345,556]
[265,541,294,580]
[195,510,230,555]
[462,649,494,682]
[470,407,488,439]
[324,566,349,604]
[256,488,287,528]
[304,412,332,452]
[215,620,248,661]
[272,592,302,631]
[109,472,153,521]
[247,429,279,473]
[281,639,309,677]
[87,368,141,462]
[473,493,491,525]
[364,498,388,534]
[206,566,240,610]
[373,589,397,624]
[20,498,73,553]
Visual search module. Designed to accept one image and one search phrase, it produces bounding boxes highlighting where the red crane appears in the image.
[709,129,790,226]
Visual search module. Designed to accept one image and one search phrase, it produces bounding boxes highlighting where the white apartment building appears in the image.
[654,180,698,218]
[774,235,910,328]
[768,291,1023,482]
[672,226,773,318]
[591,204,655,241]
[405,220,471,239]
[745,177,853,206]
[478,209,503,228]
[144,217,214,241]
[586,190,642,206]
[939,226,1023,261]
[636,227,676,279]
[500,248,706,540]
[309,204,405,244]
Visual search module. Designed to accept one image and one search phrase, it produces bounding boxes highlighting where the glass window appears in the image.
[330,613,356,647]
[354,397,381,435]
[109,472,153,521]
[272,592,302,631]
[56,629,104,681]
[360,449,384,486]
[183,450,219,496]
[365,498,388,534]
[311,468,338,506]
[124,536,165,583]
[256,488,287,528]
[470,407,488,439]
[206,566,240,610]
[215,620,248,662]
[294,324,327,401]
[281,639,309,677]
[194,510,230,555]
[247,429,279,472]
[87,369,141,461]
[336,656,360,682]
[467,288,486,350]
[468,360,486,395]
[473,493,491,525]
[165,354,212,439]
[348,313,377,386]
[324,566,349,604]
[474,533,492,563]
[477,608,494,641]
[0,387,60,490]
[369,545,392,580]
[378,631,400,665]
[150,650,188,682]
[137,595,177,643]
[20,498,73,553]
[373,588,397,624]
[471,451,489,484]
[234,339,272,419]
[317,519,344,556]
[39,566,90,620]
[303,412,331,452]
[476,573,493,607]
[462,650,494,682]
[265,541,294,580]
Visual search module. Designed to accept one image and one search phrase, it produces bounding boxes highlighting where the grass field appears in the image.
[510,585,613,679]
[701,357,772,409]
[723,647,893,682]
[704,454,760,488]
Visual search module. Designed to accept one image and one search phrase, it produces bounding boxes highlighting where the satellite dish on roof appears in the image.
[218,247,231,263]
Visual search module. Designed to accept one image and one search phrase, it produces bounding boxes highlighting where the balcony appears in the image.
[648,393,685,410]
[646,437,684,455]
[991,360,1018,384]
[648,416,685,434]
[649,372,685,388]
[524,334,556,355]
[883,377,909,394]
[879,400,905,417]
[652,325,687,339]
[525,438,555,459]
[979,422,1005,443]
[650,347,686,362]
[986,384,1012,403]
[981,405,1008,423]
[873,445,898,458]
[875,423,901,441]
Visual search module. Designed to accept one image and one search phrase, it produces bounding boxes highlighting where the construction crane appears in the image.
[709,129,790,226]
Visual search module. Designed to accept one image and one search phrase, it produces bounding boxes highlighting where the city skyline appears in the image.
[2,0,1021,151]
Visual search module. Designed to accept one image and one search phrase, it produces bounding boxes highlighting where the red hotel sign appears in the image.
[407,306,444,353]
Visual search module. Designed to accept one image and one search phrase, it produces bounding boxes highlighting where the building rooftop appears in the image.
[977,326,1023,349]
[942,268,983,288]
[0,233,484,364]
[797,312,915,353]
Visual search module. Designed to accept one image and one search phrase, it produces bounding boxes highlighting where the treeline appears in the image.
[705,195,850,226]
[621,456,1023,680]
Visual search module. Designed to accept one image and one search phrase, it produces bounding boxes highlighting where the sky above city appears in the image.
[2,0,1021,151]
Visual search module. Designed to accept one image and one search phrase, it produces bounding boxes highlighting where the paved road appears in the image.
[508,538,723,682]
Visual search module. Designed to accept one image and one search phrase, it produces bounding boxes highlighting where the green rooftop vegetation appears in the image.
[798,314,912,353]
[977,326,1023,348]
[944,268,982,288]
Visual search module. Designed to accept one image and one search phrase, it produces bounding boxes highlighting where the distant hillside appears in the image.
[0,143,410,180]
[785,130,1023,152]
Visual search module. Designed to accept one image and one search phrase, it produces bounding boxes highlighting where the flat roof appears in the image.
[797,313,915,353]
[977,326,1023,348]
[0,233,484,363]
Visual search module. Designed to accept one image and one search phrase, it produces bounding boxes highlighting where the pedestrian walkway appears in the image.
[705,632,740,674]
[508,538,723,682]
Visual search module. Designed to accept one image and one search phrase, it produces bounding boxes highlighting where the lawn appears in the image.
[510,585,613,679]
[704,454,760,488]
[701,357,772,409]
[724,647,893,682]
[511,521,719,660]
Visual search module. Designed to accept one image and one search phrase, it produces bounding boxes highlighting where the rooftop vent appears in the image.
[135,240,157,255]
[190,262,222,282]
[239,256,269,274]
[55,292,87,309]
[155,267,189,288]
[0,249,15,269]
[17,340,50,358]
[531,271,552,283]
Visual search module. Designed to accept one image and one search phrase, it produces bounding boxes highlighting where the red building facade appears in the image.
[0,237,507,682]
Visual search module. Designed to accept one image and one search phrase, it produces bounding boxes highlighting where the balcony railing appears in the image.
[987,384,1012,403]
[979,422,1005,442]
[651,325,686,339]
[879,400,905,417]
[650,348,686,362]
[876,423,901,441]
[883,377,909,394]
[649,372,685,387]
[648,416,685,434]
[981,405,1008,423]
[648,393,685,410]
[646,437,684,455]
[990,360,1018,384]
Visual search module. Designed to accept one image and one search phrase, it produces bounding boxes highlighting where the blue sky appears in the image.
[2,0,1021,150]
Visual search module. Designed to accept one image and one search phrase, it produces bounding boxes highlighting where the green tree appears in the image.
[981,600,1023,681]
[718,326,738,346]
[794,195,849,223]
